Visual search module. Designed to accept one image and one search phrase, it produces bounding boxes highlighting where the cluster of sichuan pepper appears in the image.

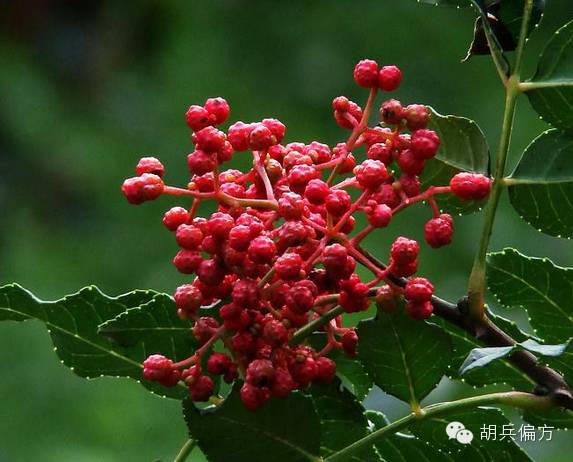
[122,58,491,410]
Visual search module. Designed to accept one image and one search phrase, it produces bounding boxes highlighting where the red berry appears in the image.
[194,126,226,153]
[278,192,306,220]
[262,118,286,144]
[231,331,257,354]
[271,368,296,397]
[175,224,203,250]
[263,319,288,346]
[163,207,189,231]
[185,105,211,131]
[143,355,173,382]
[380,99,404,125]
[390,236,419,265]
[204,97,230,125]
[136,157,164,177]
[424,214,454,248]
[411,129,440,160]
[240,382,270,411]
[355,159,388,189]
[228,225,253,251]
[286,280,317,314]
[404,104,430,131]
[227,121,253,151]
[174,284,203,318]
[314,357,336,384]
[189,375,214,401]
[173,249,202,274]
[405,300,433,320]
[397,149,425,175]
[207,353,233,375]
[391,260,418,277]
[399,174,421,197]
[290,356,317,387]
[371,184,401,208]
[248,236,277,264]
[368,204,393,228]
[325,190,352,216]
[341,330,359,357]
[187,149,216,176]
[287,164,320,194]
[304,179,330,205]
[450,173,492,200]
[249,123,276,151]
[122,174,164,205]
[274,252,303,280]
[246,359,275,387]
[192,317,220,345]
[404,277,434,303]
[378,65,402,91]
[353,59,379,88]
[197,259,226,286]
[332,96,350,112]
[367,143,393,164]
[231,278,260,308]
[207,212,234,240]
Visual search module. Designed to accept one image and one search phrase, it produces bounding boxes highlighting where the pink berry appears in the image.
[248,236,277,264]
[187,149,216,175]
[424,214,454,248]
[274,252,303,280]
[304,179,330,205]
[175,224,203,250]
[163,207,189,231]
[207,353,233,375]
[185,105,211,131]
[122,174,164,205]
[136,157,164,177]
[325,190,352,216]
[314,357,336,384]
[368,204,393,228]
[189,375,214,401]
[355,159,388,189]
[390,236,419,265]
[204,97,230,125]
[404,277,434,303]
[194,126,226,153]
[450,173,492,200]
[353,59,379,88]
[174,284,203,318]
[173,249,202,274]
[380,99,404,125]
[405,300,433,320]
[378,65,402,91]
[411,129,440,160]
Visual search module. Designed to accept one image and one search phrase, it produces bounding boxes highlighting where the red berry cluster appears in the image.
[125,59,491,410]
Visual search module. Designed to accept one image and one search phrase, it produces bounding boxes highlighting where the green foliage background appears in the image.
[1,0,572,460]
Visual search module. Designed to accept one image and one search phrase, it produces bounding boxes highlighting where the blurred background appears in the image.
[1,0,573,460]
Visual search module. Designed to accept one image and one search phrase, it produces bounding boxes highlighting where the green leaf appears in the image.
[183,389,321,462]
[0,283,186,398]
[357,309,452,405]
[98,294,195,361]
[431,312,535,389]
[366,411,455,462]
[459,339,570,375]
[422,107,490,215]
[508,130,573,238]
[523,406,573,430]
[487,248,573,343]
[410,407,533,461]
[459,346,515,375]
[496,0,545,42]
[526,19,573,130]
[309,381,380,461]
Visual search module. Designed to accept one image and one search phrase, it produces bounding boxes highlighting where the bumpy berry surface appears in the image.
[125,59,491,409]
